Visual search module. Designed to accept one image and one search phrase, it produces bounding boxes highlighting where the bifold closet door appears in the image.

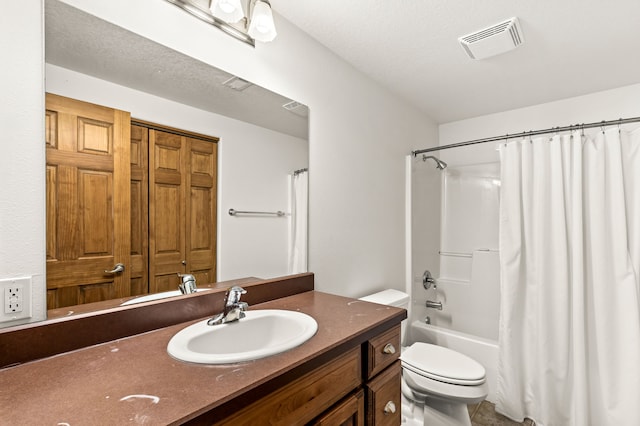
[148,129,217,293]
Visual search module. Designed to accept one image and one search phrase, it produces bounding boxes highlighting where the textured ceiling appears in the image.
[273,0,640,123]
[45,0,308,139]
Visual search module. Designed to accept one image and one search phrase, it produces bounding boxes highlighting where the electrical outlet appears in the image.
[5,284,24,313]
[0,277,32,323]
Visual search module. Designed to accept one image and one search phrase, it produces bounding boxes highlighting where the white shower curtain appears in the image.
[288,170,308,274]
[497,128,640,425]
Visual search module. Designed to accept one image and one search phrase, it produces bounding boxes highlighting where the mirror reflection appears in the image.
[37,0,309,319]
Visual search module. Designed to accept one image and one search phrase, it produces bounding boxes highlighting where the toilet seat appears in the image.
[400,343,488,405]
[401,343,486,386]
[402,367,488,404]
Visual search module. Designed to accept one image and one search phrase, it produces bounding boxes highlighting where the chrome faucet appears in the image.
[177,273,197,294]
[426,300,443,310]
[207,286,248,326]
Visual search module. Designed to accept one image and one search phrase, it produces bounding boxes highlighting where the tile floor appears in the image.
[468,401,535,426]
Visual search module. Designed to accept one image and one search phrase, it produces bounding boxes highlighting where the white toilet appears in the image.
[359,289,488,426]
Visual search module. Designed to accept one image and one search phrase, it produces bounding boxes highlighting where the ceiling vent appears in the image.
[282,100,309,118]
[459,17,524,60]
[222,76,253,91]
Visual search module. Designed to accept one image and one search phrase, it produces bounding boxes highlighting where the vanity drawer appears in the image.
[366,360,402,426]
[366,324,400,379]
[215,346,361,425]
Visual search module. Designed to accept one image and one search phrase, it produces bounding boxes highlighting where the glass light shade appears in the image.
[248,0,277,42]
[210,0,245,24]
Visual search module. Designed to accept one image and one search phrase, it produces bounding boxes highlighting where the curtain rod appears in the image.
[412,116,640,156]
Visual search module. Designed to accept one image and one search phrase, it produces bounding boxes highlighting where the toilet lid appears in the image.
[401,342,486,386]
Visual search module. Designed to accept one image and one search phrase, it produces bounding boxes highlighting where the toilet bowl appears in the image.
[359,289,488,426]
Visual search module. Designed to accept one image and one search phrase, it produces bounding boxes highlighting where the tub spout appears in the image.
[426,300,443,310]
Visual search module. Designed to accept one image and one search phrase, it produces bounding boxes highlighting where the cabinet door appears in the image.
[45,93,131,308]
[309,389,365,426]
[366,361,402,426]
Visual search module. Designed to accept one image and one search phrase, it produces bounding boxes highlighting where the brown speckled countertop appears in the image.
[0,291,404,425]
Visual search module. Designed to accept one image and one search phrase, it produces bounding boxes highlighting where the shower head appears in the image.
[422,155,447,170]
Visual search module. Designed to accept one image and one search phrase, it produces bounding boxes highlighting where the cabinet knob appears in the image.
[383,401,397,415]
[181,260,187,265]
[382,343,396,355]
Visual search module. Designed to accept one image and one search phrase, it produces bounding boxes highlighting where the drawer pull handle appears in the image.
[383,401,397,415]
[382,343,396,354]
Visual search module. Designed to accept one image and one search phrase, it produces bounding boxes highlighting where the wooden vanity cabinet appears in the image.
[309,323,402,426]
[208,324,402,426]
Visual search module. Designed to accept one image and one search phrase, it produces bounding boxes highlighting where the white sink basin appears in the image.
[167,309,318,364]
[121,288,211,306]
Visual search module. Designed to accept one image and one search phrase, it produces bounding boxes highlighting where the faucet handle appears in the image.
[177,273,197,294]
[225,286,247,304]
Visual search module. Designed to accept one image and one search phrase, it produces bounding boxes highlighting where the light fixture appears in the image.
[166,0,276,45]
[248,0,277,42]
[210,0,244,24]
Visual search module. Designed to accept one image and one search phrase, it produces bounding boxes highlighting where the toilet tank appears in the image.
[359,289,410,345]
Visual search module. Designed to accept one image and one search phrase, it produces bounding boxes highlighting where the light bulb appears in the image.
[210,0,244,24]
[248,0,277,42]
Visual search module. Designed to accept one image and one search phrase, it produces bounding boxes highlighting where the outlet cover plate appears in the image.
[0,277,32,323]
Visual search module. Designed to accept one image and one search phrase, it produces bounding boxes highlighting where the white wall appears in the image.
[0,1,46,326]
[439,83,640,166]
[0,0,437,325]
[46,64,308,282]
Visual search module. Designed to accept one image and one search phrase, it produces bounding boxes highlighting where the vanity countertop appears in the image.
[0,291,405,425]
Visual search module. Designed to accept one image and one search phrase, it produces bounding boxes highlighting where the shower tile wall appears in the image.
[435,162,501,341]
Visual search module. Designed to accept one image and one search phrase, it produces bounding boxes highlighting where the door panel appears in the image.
[149,130,186,294]
[130,124,149,296]
[187,138,217,280]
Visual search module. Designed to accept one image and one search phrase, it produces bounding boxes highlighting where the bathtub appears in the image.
[407,319,499,403]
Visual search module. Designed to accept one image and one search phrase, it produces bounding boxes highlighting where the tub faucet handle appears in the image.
[422,270,436,290]
[426,300,443,310]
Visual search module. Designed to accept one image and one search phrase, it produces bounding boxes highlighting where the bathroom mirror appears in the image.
[9,0,309,324]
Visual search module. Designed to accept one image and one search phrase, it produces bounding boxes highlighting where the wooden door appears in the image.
[45,93,131,309]
[148,128,217,293]
[130,125,149,296]
[186,137,217,285]
[148,129,187,293]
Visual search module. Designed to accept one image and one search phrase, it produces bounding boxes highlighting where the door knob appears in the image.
[104,263,125,274]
